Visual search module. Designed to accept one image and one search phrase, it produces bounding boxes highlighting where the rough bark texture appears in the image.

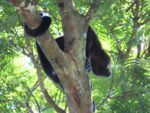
[9,0,99,113]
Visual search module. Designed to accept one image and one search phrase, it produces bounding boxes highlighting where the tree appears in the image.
[8,0,100,113]
[0,0,149,113]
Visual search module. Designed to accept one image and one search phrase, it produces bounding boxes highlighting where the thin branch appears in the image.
[109,28,124,58]
[25,99,34,113]
[138,18,150,27]
[126,1,136,12]
[37,70,66,113]
[98,72,115,108]
[0,97,30,111]
[24,34,66,113]
[85,0,100,22]
[124,0,140,58]
[9,0,69,85]
[30,80,39,92]
[146,41,150,56]
[109,90,148,99]
[28,89,41,113]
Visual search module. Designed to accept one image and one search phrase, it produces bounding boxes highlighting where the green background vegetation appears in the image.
[0,0,149,113]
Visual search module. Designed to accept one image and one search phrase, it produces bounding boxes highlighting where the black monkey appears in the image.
[24,12,110,113]
[24,12,111,84]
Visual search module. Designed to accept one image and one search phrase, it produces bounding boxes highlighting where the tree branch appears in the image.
[9,0,95,112]
[85,0,100,22]
[24,33,66,113]
[124,0,140,58]
[9,0,70,86]
[55,0,85,52]
[138,18,150,27]
[28,89,41,113]
[55,1,93,112]
[37,69,66,113]
[109,28,124,58]
[126,1,136,12]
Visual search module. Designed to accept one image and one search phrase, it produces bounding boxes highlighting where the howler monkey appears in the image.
[24,12,111,84]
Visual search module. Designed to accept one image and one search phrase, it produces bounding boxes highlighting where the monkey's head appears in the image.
[91,50,111,77]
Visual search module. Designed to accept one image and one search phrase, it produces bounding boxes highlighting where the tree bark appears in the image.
[9,0,100,112]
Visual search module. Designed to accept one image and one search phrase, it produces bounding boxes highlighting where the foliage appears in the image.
[0,0,149,113]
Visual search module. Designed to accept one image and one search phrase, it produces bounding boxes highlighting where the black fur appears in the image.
[36,36,64,84]
[24,13,51,37]
[24,12,110,113]
[24,12,111,83]
[86,27,111,76]
[36,27,111,84]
